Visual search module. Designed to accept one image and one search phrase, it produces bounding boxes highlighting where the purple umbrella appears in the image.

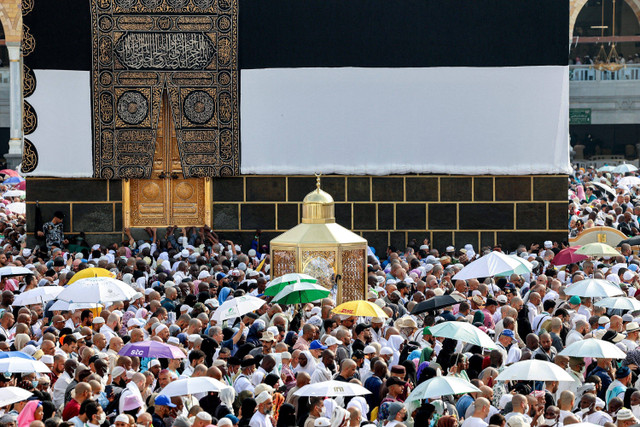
[118,341,186,359]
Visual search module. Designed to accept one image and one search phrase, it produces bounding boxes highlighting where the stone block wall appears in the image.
[26,175,569,254]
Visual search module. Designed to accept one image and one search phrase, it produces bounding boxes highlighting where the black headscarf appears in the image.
[239,398,257,427]
[277,403,297,427]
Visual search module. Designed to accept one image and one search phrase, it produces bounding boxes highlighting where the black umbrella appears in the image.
[411,293,467,315]
[617,236,640,247]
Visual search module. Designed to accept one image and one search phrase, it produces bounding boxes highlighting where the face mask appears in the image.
[543,418,557,426]
[632,405,640,419]
[98,413,106,425]
[320,407,326,417]
[31,380,38,389]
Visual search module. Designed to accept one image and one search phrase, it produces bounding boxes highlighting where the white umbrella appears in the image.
[495,256,533,277]
[49,300,103,311]
[575,243,619,258]
[13,286,63,306]
[452,251,522,280]
[6,202,25,214]
[406,376,480,401]
[56,277,136,304]
[428,321,498,349]
[618,176,640,187]
[2,190,25,198]
[594,297,640,311]
[496,360,574,382]
[211,295,266,323]
[559,338,626,359]
[597,165,615,172]
[0,357,51,373]
[160,377,229,397]
[0,266,34,278]
[587,182,615,198]
[613,164,638,174]
[0,387,33,406]
[564,279,624,298]
[294,380,371,397]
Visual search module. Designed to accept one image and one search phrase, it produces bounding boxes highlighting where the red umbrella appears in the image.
[552,246,588,266]
[0,170,20,177]
[15,181,25,190]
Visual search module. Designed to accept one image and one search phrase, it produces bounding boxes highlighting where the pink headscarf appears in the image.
[576,184,586,201]
[17,400,41,427]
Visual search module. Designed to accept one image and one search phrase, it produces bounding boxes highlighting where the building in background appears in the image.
[570,0,640,167]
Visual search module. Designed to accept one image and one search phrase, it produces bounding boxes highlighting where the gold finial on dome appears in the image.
[302,173,335,223]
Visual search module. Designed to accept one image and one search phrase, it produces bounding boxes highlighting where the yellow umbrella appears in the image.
[67,267,115,285]
[332,300,388,318]
[574,242,619,258]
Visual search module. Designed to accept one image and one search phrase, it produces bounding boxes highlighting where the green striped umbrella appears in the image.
[264,273,318,297]
[272,282,330,305]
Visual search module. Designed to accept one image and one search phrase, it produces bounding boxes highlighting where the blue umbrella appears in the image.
[3,177,24,185]
[0,351,35,360]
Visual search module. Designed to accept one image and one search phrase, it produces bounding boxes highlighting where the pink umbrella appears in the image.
[119,341,186,359]
[15,181,25,190]
[552,246,588,266]
[0,170,20,178]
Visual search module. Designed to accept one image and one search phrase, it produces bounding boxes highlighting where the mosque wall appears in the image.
[25,175,569,254]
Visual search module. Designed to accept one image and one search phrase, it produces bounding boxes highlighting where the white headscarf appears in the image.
[293,350,317,375]
[330,406,349,427]
[388,334,404,366]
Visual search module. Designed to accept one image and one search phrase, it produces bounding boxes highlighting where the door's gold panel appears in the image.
[124,91,211,228]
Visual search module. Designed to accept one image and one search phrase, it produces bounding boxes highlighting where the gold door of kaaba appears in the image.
[123,92,212,227]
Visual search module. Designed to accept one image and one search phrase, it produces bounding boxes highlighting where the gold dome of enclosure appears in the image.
[302,175,335,224]
[270,175,368,303]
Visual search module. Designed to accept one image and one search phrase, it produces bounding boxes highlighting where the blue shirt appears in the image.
[456,394,474,418]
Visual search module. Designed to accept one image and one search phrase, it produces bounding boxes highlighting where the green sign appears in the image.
[570,108,591,125]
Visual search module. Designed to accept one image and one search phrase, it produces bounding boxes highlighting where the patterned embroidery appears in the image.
[90,0,239,179]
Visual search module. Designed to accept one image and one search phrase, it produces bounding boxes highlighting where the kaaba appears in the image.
[21,0,570,252]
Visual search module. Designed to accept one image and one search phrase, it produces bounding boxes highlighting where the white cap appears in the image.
[446,246,455,252]
[181,249,190,258]
[544,240,553,249]
[149,359,161,368]
[112,366,126,378]
[127,318,144,328]
[93,317,105,324]
[41,355,54,364]
[167,337,180,345]
[380,347,393,355]
[281,351,291,360]
[314,418,331,427]
[180,304,191,313]
[325,336,340,346]
[188,334,200,343]
[154,323,168,333]
[248,249,257,257]
[196,412,212,421]
[364,345,376,354]
[255,391,272,404]
[22,249,31,257]
[115,415,129,423]
[198,270,211,280]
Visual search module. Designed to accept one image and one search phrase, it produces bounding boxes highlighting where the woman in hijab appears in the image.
[401,360,417,388]
[418,366,437,385]
[436,339,457,373]
[467,354,485,380]
[284,331,298,349]
[293,351,317,376]
[17,400,43,427]
[388,335,404,366]
[218,287,232,305]
[246,320,265,346]
[238,397,257,427]
[13,333,29,352]
[277,403,297,427]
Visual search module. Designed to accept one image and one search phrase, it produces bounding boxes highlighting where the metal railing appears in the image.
[570,64,640,81]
